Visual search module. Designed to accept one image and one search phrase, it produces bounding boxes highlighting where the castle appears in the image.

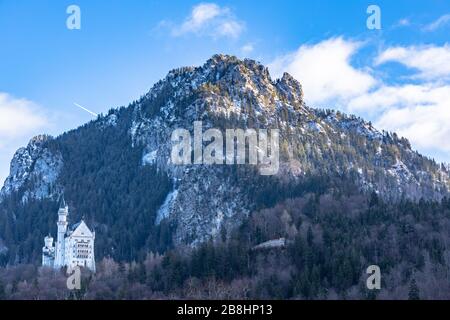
[42,198,96,272]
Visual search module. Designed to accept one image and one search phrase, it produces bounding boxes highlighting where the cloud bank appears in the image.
[0,92,48,185]
[423,14,450,32]
[269,38,450,162]
[168,3,244,39]
[0,93,47,142]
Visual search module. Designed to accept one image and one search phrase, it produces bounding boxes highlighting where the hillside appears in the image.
[0,54,449,266]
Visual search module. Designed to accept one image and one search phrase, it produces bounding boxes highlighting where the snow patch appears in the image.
[0,238,7,255]
[142,150,158,166]
[106,114,118,126]
[253,238,286,250]
[211,211,224,236]
[155,189,178,225]
[307,121,326,134]
[388,159,415,183]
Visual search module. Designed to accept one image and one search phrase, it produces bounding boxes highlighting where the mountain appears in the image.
[0,54,449,265]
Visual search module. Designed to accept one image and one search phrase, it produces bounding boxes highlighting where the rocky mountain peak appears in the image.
[0,134,62,201]
[276,72,304,104]
[140,54,307,130]
[204,54,271,80]
[1,54,449,255]
[28,134,53,150]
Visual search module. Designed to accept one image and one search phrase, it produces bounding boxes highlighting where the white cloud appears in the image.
[176,3,223,34]
[397,18,411,27]
[375,85,450,153]
[269,38,450,162]
[423,14,450,32]
[351,45,450,160]
[345,83,450,147]
[268,37,377,106]
[348,84,450,112]
[375,44,450,80]
[0,93,48,186]
[170,3,244,39]
[351,45,450,156]
[241,43,254,55]
[0,92,47,141]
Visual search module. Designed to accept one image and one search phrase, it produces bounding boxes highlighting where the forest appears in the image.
[1,190,449,300]
[0,56,449,299]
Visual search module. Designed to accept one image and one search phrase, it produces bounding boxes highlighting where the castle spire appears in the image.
[59,195,67,209]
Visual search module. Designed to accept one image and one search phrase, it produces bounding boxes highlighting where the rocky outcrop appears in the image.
[1,54,449,248]
[0,135,63,202]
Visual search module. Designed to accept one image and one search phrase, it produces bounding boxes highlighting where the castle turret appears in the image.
[42,235,55,267]
[54,197,68,268]
[44,235,53,248]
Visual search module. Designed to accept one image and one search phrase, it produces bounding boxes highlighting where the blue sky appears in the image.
[1,0,450,183]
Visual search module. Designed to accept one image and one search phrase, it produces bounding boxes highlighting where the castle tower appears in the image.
[44,235,54,248]
[42,235,55,267]
[42,197,96,272]
[54,197,68,268]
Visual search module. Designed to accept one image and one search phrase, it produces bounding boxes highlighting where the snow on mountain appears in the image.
[1,135,63,202]
[1,54,449,247]
[125,54,449,244]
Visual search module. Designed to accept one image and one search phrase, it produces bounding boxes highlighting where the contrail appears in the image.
[73,103,98,117]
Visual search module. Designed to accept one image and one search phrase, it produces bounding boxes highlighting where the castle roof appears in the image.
[68,222,81,232]
[67,220,94,238]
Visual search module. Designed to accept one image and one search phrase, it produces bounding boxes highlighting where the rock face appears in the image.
[128,54,449,243]
[1,135,63,202]
[1,54,449,252]
[129,54,310,244]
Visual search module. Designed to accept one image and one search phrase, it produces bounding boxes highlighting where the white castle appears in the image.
[42,198,96,272]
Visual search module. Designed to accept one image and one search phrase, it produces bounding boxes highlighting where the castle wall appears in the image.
[42,205,96,272]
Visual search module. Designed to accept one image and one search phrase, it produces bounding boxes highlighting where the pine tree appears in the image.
[408,278,420,300]
[0,280,5,300]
